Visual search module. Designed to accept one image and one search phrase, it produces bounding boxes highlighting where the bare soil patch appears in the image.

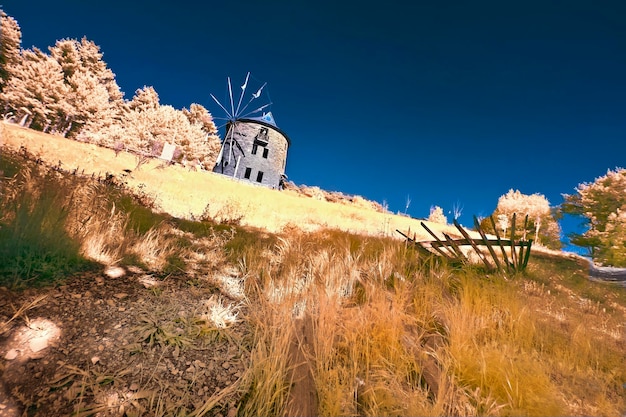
[0,267,248,416]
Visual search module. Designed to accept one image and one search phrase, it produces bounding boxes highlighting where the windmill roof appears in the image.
[247,112,277,127]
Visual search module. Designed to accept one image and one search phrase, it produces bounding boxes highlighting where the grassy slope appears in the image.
[0,122,456,238]
[2,122,625,416]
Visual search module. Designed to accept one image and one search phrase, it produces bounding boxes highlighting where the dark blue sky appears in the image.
[5,1,626,239]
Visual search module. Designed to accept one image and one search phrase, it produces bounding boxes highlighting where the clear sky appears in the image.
[4,0,626,243]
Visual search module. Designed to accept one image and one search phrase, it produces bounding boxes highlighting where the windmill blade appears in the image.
[228,77,235,120]
[241,102,273,119]
[252,82,267,99]
[210,94,233,119]
[215,121,230,131]
[235,72,250,118]
[215,140,225,165]
[225,124,236,164]
[237,96,257,118]
[233,155,242,178]
[238,81,267,116]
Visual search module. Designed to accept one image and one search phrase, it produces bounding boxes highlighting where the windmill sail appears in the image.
[235,72,250,117]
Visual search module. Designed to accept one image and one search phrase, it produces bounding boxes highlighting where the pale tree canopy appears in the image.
[482,189,561,249]
[67,70,117,137]
[48,37,125,137]
[562,167,626,265]
[0,10,22,94]
[109,101,220,168]
[0,47,71,131]
[428,206,448,225]
[497,189,552,220]
[183,103,218,136]
[49,38,123,102]
[129,86,160,112]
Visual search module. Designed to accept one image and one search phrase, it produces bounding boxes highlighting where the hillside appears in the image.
[1,123,625,417]
[0,122,456,240]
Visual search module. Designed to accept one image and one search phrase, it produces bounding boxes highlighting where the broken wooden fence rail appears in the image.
[397,213,533,273]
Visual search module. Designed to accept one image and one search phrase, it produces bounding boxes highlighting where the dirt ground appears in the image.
[0,265,251,417]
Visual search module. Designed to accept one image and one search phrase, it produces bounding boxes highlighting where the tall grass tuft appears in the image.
[0,151,205,286]
[0,164,92,286]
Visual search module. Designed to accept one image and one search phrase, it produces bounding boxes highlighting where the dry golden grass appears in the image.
[3,123,626,417]
[236,231,626,417]
[0,122,456,239]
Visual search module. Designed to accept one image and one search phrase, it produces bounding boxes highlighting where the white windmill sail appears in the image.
[233,155,242,178]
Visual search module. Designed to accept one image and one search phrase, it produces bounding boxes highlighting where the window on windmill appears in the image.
[256,171,264,183]
[244,167,252,179]
[252,143,258,155]
[263,148,269,158]
[255,127,269,145]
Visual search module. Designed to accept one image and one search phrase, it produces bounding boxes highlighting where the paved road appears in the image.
[587,260,626,285]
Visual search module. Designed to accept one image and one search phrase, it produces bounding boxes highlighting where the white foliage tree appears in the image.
[562,167,626,265]
[0,47,71,131]
[493,189,561,248]
[428,206,448,225]
[182,103,218,136]
[111,88,221,168]
[48,38,124,137]
[128,85,160,112]
[0,11,22,96]
[497,213,509,235]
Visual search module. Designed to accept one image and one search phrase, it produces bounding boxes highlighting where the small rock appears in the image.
[71,293,82,299]
[118,307,126,312]
[127,265,144,274]
[129,383,139,391]
[114,293,128,299]
[105,266,126,278]
[95,276,104,285]
[30,337,49,353]
[5,349,19,360]
[91,356,100,365]
[98,345,104,352]
[222,362,231,370]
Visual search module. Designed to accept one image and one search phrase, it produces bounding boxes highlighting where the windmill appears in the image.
[211,73,291,189]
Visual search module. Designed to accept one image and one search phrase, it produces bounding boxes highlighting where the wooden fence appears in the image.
[397,213,533,273]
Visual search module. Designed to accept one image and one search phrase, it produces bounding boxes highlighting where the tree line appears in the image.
[0,9,221,169]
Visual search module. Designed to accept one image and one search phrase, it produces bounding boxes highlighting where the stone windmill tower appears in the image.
[211,73,290,189]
